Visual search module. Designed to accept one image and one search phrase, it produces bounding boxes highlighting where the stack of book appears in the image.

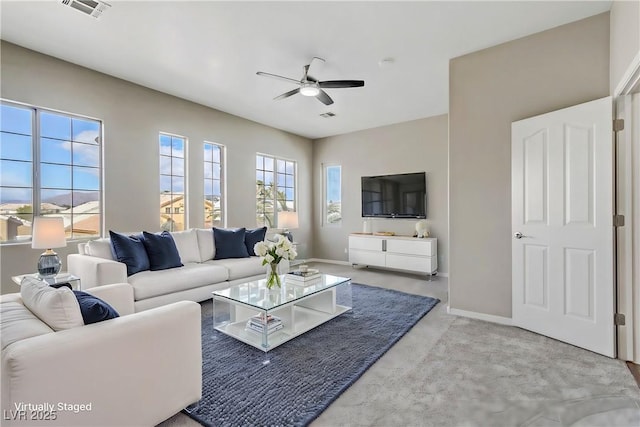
[245,314,283,335]
[286,269,321,285]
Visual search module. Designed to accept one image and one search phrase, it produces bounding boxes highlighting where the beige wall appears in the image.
[449,13,610,318]
[312,115,449,273]
[0,41,313,294]
[610,0,640,94]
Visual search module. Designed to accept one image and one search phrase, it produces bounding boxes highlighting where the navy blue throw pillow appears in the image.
[109,231,150,276]
[73,291,120,325]
[141,231,183,271]
[245,227,267,256]
[213,227,250,259]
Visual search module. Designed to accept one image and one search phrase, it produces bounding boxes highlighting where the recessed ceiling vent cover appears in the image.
[320,112,336,118]
[60,0,111,18]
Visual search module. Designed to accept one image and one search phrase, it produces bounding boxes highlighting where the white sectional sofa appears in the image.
[68,228,287,311]
[1,282,202,426]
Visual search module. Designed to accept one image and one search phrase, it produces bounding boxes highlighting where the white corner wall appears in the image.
[448,13,610,318]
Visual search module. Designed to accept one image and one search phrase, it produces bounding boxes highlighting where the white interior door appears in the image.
[512,96,614,357]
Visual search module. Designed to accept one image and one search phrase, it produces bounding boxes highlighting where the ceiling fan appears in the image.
[256,57,364,106]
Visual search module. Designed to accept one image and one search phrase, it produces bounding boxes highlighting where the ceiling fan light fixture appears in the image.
[300,83,320,97]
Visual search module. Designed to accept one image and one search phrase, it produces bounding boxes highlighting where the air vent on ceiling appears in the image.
[320,112,336,118]
[60,0,111,18]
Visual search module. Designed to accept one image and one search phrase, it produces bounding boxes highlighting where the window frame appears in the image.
[159,132,188,232]
[203,141,225,228]
[255,153,297,228]
[323,163,342,227]
[0,99,104,245]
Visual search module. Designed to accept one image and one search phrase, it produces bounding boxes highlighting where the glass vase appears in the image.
[266,262,282,289]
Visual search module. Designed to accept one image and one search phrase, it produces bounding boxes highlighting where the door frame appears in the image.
[613,54,640,363]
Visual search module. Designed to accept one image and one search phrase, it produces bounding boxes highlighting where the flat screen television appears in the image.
[361,172,426,218]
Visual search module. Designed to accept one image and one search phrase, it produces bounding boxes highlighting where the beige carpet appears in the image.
[159,263,640,427]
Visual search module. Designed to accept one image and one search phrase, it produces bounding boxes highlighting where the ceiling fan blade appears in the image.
[319,80,365,88]
[316,89,334,105]
[256,71,301,85]
[274,88,300,101]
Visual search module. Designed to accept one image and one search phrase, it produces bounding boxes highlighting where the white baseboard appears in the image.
[447,306,513,326]
[308,258,448,277]
[308,258,351,266]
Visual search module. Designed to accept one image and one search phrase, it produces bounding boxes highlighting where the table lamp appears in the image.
[278,211,299,242]
[32,216,67,278]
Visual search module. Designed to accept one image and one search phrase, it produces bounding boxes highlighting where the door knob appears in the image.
[514,232,524,239]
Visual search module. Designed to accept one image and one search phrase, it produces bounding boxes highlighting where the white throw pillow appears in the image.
[86,238,115,260]
[170,229,200,264]
[20,276,84,331]
[195,228,215,262]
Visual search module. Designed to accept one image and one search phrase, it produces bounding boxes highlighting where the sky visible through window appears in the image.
[326,166,341,202]
[325,165,341,224]
[1,105,101,204]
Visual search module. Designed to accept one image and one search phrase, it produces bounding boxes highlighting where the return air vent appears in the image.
[60,0,111,18]
[320,112,336,118]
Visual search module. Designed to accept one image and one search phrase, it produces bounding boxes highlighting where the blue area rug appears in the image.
[184,283,440,427]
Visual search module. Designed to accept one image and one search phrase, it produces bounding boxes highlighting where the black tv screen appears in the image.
[361,172,426,218]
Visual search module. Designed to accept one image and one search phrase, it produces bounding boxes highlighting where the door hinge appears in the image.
[614,313,626,326]
[613,119,624,132]
[614,215,625,227]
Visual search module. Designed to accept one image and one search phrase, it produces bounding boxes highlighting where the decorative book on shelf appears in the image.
[286,269,321,282]
[246,314,283,335]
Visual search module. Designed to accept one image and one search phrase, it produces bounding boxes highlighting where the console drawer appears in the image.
[386,239,434,256]
[386,254,436,274]
[349,236,382,251]
[349,249,385,267]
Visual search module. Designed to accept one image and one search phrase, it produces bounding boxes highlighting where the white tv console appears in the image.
[348,234,437,275]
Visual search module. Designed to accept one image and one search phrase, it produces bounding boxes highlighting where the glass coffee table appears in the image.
[212,274,352,352]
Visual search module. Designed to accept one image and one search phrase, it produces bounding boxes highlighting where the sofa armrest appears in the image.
[1,301,202,427]
[67,254,127,288]
[85,283,135,316]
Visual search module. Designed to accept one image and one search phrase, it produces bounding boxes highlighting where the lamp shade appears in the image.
[278,211,299,229]
[31,217,67,249]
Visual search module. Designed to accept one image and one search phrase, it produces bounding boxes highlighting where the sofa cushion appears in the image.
[128,263,229,300]
[245,227,267,256]
[170,229,201,263]
[195,228,215,262]
[19,276,84,331]
[142,231,183,271]
[213,227,249,259]
[0,295,53,351]
[109,231,150,276]
[206,257,265,281]
[73,291,120,325]
[86,238,115,260]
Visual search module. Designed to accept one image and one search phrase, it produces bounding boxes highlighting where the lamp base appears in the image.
[37,250,61,278]
[282,230,294,243]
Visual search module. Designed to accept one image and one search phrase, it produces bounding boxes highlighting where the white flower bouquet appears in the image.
[254,234,298,289]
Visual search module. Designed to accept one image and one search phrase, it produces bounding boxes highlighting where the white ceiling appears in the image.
[1,1,611,139]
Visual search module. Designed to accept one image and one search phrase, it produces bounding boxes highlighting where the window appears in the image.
[324,164,342,225]
[159,133,186,231]
[0,101,102,244]
[204,142,224,227]
[256,154,296,227]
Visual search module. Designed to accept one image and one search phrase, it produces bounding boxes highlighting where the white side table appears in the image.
[12,273,81,290]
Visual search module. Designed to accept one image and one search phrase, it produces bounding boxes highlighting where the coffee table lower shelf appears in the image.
[214,304,351,351]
